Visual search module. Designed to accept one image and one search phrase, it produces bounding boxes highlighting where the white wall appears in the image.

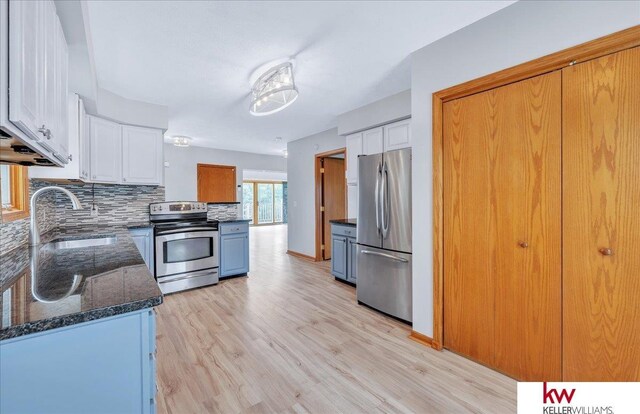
[338,89,411,136]
[243,170,287,181]
[287,128,345,256]
[164,144,287,203]
[410,0,640,337]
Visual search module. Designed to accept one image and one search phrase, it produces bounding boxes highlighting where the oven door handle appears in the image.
[155,227,218,236]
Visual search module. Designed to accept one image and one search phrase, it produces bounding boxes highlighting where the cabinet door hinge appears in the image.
[320,168,325,173]
[320,206,325,212]
[321,244,325,250]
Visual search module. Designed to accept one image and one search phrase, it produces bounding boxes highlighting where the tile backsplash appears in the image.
[207,204,240,221]
[0,180,165,255]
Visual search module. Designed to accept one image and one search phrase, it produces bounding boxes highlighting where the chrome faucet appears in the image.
[30,186,83,246]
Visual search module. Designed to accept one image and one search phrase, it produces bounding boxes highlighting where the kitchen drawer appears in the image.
[331,224,356,238]
[220,222,249,235]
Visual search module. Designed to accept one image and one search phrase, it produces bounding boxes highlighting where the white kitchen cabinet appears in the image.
[6,0,69,165]
[345,132,363,184]
[30,94,81,180]
[8,0,44,142]
[79,100,90,181]
[362,127,384,155]
[383,119,411,151]
[89,116,121,184]
[122,125,163,185]
[347,184,358,219]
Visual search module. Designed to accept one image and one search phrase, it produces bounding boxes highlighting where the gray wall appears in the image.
[337,89,411,136]
[287,128,345,256]
[164,144,287,203]
[410,0,640,337]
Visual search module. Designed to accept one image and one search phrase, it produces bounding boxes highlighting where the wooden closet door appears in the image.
[563,47,640,381]
[444,72,562,380]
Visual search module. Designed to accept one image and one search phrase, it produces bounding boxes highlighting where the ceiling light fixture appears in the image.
[250,61,298,116]
[172,136,192,147]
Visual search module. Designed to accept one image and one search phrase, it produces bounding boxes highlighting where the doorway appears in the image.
[197,164,237,202]
[242,181,286,225]
[315,148,347,261]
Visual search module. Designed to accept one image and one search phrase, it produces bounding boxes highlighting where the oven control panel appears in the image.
[149,201,208,215]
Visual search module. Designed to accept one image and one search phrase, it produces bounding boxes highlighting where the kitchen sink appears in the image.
[50,235,117,250]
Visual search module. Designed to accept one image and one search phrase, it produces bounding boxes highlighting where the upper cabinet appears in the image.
[346,132,362,184]
[122,125,163,185]
[6,0,69,165]
[89,116,122,184]
[344,118,411,186]
[383,119,411,152]
[362,127,384,155]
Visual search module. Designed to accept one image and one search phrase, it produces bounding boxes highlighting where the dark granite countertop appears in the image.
[126,221,154,229]
[207,201,241,205]
[0,226,163,341]
[218,219,251,224]
[329,219,357,227]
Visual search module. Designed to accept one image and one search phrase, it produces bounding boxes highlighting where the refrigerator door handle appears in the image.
[375,162,382,234]
[361,249,409,263]
[381,162,390,238]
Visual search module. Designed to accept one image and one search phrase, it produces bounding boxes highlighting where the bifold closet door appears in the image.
[563,47,640,381]
[443,72,562,381]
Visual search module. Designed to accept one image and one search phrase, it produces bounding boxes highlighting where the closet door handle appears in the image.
[518,241,528,248]
[599,247,613,256]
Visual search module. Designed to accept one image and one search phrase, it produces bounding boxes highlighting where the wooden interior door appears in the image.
[322,157,346,260]
[443,72,562,380]
[197,164,236,202]
[562,46,640,381]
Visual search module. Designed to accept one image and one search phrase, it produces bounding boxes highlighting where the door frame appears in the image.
[430,26,640,351]
[242,180,286,226]
[197,163,237,202]
[314,147,347,261]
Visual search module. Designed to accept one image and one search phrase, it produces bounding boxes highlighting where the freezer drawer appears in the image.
[356,245,412,322]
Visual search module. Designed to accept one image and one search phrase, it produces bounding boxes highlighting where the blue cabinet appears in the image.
[0,309,158,414]
[331,235,348,279]
[330,223,357,284]
[129,227,154,274]
[219,222,249,277]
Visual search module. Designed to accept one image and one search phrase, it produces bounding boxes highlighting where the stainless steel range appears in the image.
[150,201,218,294]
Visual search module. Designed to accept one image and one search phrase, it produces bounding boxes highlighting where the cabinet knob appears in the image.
[68,154,73,162]
[518,241,529,248]
[92,175,96,179]
[599,247,613,256]
[123,178,127,182]
[38,125,51,139]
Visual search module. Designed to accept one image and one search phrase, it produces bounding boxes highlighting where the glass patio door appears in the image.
[242,181,286,225]
[257,183,274,224]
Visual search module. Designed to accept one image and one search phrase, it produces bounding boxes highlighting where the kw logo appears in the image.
[543,382,576,404]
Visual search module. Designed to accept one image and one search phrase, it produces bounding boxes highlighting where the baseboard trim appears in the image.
[286,250,317,262]
[409,330,440,350]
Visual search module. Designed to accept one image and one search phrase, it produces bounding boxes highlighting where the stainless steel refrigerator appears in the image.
[356,148,412,323]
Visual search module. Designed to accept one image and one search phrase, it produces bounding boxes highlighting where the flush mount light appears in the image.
[250,61,298,116]
[172,136,192,147]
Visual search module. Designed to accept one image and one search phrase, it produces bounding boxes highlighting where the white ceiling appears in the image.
[86,1,514,155]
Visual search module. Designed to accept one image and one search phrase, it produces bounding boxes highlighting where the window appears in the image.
[0,165,29,222]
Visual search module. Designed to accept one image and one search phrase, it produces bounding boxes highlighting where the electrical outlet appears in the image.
[90,205,99,217]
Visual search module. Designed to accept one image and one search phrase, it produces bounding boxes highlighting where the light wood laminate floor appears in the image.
[156,225,516,413]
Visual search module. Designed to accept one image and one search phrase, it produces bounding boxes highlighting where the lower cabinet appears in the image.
[129,227,154,275]
[219,222,250,277]
[330,224,357,284]
[0,309,158,414]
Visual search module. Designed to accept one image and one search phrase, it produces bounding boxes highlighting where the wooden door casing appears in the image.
[562,46,640,382]
[322,157,346,260]
[197,164,237,203]
[443,72,562,381]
